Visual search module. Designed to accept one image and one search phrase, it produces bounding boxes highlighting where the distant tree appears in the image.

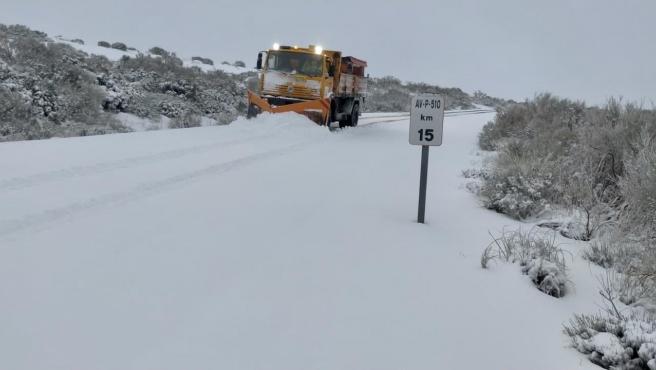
[234,60,246,68]
[97,41,111,48]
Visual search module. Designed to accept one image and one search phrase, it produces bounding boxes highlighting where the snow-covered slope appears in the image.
[55,37,141,60]
[55,36,252,75]
[0,112,599,370]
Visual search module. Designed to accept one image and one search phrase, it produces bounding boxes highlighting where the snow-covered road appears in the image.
[0,113,600,369]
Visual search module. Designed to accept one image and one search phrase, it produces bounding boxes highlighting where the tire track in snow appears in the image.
[0,132,274,192]
[0,142,305,239]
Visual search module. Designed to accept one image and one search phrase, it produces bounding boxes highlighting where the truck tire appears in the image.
[349,103,360,127]
[246,104,259,119]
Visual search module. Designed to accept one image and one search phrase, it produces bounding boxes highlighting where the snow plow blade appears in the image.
[247,90,330,125]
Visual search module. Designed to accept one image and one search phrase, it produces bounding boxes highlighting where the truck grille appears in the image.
[264,84,319,100]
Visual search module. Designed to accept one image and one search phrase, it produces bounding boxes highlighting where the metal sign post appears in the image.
[409,94,445,224]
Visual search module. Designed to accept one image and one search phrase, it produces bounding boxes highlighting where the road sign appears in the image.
[409,94,445,146]
[409,94,445,224]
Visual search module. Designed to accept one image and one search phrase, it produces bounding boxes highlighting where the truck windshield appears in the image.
[266,51,324,77]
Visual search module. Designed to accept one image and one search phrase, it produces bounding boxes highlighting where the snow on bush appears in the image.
[583,237,616,269]
[565,310,656,369]
[478,93,656,310]
[364,76,508,112]
[620,131,656,241]
[481,228,569,297]
[480,140,560,219]
[0,23,249,141]
[192,56,214,66]
[521,258,568,298]
[566,271,656,369]
[110,42,128,51]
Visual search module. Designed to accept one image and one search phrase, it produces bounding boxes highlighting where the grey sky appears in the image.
[2,0,655,105]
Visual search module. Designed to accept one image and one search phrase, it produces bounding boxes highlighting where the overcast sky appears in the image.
[2,0,654,105]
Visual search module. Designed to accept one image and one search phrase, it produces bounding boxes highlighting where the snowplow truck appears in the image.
[246,44,367,127]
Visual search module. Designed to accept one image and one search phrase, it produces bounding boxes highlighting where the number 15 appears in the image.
[418,129,434,141]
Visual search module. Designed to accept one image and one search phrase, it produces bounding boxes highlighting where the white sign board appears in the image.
[409,94,445,146]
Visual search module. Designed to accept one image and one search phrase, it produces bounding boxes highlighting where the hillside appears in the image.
[0,24,249,141]
[0,24,508,142]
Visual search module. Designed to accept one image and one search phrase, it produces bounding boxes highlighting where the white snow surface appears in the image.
[0,112,601,370]
[115,112,218,132]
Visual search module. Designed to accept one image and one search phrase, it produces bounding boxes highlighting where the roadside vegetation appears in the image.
[0,24,248,141]
[481,227,569,298]
[366,75,509,112]
[478,93,656,369]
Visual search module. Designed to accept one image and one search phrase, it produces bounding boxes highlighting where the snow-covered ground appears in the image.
[0,112,601,369]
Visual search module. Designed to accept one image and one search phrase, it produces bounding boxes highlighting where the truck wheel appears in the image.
[349,104,360,127]
[246,104,259,119]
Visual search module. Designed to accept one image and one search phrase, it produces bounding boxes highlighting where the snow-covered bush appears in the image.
[620,131,656,241]
[365,76,505,112]
[149,46,169,57]
[565,271,656,369]
[98,41,111,48]
[169,110,201,128]
[0,23,252,140]
[583,237,617,269]
[565,309,656,369]
[192,56,214,66]
[522,258,568,298]
[478,94,656,307]
[479,139,562,219]
[111,42,128,51]
[482,228,569,297]
[233,60,245,68]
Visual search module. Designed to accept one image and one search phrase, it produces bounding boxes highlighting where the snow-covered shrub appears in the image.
[192,56,214,66]
[478,120,500,151]
[149,46,169,57]
[364,76,493,112]
[565,271,656,369]
[522,258,568,298]
[565,310,656,369]
[233,60,245,68]
[111,42,128,51]
[583,237,616,268]
[98,41,110,48]
[478,103,531,151]
[620,131,656,240]
[480,140,561,219]
[169,110,201,128]
[482,228,569,297]
[472,90,511,109]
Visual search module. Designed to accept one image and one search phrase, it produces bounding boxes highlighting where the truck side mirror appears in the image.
[256,52,263,70]
[328,64,335,77]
